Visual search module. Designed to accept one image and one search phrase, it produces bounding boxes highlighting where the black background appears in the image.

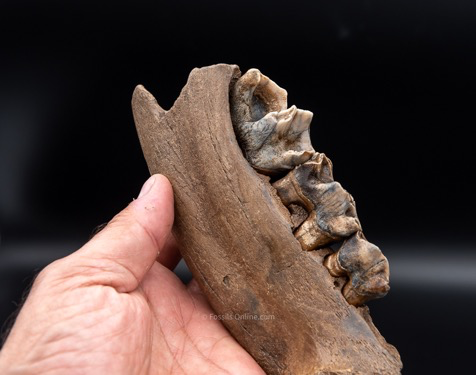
[1,1,475,373]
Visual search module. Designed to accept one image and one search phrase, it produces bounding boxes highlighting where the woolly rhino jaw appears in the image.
[230,68,315,175]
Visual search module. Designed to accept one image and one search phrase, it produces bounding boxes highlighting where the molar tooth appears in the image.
[230,69,314,174]
[327,232,390,306]
[273,159,361,250]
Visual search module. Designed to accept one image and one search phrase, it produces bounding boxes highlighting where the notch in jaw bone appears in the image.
[230,68,315,175]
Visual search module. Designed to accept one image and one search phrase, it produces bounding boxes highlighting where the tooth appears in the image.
[230,69,314,174]
[325,232,390,306]
[273,156,361,250]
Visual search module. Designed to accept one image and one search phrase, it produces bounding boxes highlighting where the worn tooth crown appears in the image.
[231,69,315,174]
[335,232,390,305]
[230,67,390,306]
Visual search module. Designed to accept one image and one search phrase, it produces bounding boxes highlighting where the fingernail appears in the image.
[138,175,156,199]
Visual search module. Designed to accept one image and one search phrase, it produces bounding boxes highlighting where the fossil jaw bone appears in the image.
[230,69,315,174]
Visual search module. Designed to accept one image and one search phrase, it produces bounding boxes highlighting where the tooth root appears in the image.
[323,252,346,277]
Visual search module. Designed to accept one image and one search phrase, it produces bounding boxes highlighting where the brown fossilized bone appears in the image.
[132,64,401,374]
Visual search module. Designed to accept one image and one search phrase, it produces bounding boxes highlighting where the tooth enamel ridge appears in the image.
[230,68,390,306]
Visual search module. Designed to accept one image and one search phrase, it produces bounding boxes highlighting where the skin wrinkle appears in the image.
[29,361,89,375]
[36,291,146,373]
[206,335,231,361]
[146,268,234,375]
[30,344,85,370]
[59,259,133,292]
[159,295,206,369]
[151,303,187,375]
[176,321,233,375]
[31,290,128,360]
[131,286,153,375]
[12,307,86,361]
[36,256,119,293]
[94,227,159,291]
[34,341,127,375]
[171,293,187,329]
[142,266,190,374]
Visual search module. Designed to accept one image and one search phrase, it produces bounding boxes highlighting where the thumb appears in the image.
[69,174,174,292]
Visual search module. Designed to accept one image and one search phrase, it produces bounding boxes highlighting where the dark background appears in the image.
[1,1,475,373]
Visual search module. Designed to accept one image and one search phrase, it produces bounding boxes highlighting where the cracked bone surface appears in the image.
[230,68,315,174]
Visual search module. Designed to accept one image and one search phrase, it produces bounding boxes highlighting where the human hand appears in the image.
[0,174,264,375]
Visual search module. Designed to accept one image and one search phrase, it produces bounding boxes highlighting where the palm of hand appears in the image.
[80,262,263,374]
[0,175,264,374]
[1,260,262,375]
